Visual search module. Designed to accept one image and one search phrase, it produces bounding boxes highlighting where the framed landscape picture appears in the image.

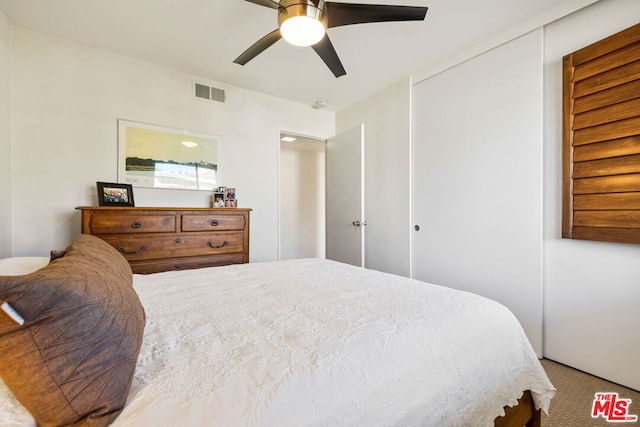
[118,119,221,191]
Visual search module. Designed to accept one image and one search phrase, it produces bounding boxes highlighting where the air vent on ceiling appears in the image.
[194,82,226,103]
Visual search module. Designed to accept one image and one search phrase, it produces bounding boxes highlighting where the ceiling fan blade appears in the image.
[234,29,282,65]
[311,34,346,78]
[326,2,428,28]
[243,0,280,10]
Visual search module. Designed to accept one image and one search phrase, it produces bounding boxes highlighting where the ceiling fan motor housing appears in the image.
[277,0,328,29]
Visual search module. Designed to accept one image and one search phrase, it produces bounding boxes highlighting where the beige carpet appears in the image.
[541,359,640,426]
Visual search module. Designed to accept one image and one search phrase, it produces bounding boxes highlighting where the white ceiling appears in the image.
[0,0,572,111]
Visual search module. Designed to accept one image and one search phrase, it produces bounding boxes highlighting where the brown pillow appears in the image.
[0,234,145,426]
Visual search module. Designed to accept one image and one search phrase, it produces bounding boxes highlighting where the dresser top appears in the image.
[76,206,252,212]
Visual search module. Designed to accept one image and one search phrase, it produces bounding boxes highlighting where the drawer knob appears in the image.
[207,240,228,249]
[132,221,142,229]
[210,220,220,227]
[118,245,147,255]
[175,238,182,243]
[175,264,182,269]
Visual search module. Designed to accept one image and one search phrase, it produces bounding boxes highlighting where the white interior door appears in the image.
[326,124,365,267]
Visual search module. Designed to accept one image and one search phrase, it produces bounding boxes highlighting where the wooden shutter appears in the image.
[563,22,640,244]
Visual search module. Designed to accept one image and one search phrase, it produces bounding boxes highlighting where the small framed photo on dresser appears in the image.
[96,182,135,207]
[212,192,225,208]
[225,187,236,201]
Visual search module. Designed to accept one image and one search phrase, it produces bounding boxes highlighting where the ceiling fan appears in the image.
[234,0,428,77]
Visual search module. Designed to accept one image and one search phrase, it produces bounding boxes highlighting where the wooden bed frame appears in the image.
[494,390,541,427]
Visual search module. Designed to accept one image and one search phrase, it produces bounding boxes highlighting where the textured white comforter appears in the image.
[2,258,555,426]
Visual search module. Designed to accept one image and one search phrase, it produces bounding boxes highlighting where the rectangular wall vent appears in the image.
[194,83,226,103]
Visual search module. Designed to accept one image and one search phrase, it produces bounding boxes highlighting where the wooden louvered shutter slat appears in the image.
[574,80,640,114]
[574,136,640,162]
[573,153,640,178]
[573,60,640,98]
[574,211,640,228]
[563,22,640,244]
[572,227,640,243]
[573,116,640,146]
[573,41,640,81]
[574,193,640,210]
[573,173,640,195]
[573,98,640,129]
[571,24,640,66]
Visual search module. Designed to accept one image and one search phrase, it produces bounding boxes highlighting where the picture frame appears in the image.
[224,187,236,201]
[211,192,225,208]
[96,182,135,207]
[117,119,221,191]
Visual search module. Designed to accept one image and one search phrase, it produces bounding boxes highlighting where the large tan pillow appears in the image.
[0,234,145,426]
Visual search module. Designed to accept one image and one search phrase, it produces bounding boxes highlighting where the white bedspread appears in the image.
[2,258,554,426]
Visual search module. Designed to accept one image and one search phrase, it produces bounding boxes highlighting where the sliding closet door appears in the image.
[412,29,543,355]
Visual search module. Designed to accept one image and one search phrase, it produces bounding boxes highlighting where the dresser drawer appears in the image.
[130,253,246,274]
[90,214,176,234]
[101,232,245,261]
[182,214,245,232]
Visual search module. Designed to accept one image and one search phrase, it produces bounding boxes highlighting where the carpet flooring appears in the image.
[541,359,640,426]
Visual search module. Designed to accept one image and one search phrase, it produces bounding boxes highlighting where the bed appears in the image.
[0,235,555,426]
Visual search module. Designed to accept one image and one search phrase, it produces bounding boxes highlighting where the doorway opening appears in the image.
[279,132,326,260]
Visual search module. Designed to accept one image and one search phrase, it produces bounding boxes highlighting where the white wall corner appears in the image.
[411,0,599,85]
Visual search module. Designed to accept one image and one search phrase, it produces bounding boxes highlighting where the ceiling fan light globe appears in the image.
[280,16,326,46]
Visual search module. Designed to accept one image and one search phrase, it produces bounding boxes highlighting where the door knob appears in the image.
[353,220,361,227]
[414,225,420,231]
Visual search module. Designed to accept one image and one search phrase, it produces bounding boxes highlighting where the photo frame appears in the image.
[96,182,135,207]
[224,187,236,201]
[212,192,225,208]
[118,119,221,191]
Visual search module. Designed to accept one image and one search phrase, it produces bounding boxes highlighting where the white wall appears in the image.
[543,0,640,391]
[9,27,334,260]
[0,10,10,259]
[280,139,325,259]
[336,78,411,277]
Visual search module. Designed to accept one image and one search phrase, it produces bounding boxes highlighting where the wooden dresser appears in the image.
[77,207,250,274]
